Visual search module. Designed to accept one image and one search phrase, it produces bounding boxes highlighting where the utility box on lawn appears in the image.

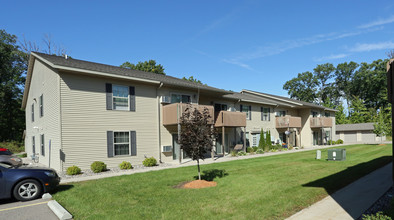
[327,149,346,161]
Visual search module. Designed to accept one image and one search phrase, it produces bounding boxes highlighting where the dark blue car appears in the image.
[0,163,60,201]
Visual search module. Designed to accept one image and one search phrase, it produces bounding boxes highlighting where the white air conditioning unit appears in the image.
[160,96,170,103]
[162,145,172,153]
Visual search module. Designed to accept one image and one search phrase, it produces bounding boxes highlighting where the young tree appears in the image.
[266,130,272,149]
[178,106,216,180]
[335,103,348,125]
[258,128,265,149]
[373,108,388,143]
[120,60,165,75]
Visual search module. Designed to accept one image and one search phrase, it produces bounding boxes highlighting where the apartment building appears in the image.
[22,52,336,171]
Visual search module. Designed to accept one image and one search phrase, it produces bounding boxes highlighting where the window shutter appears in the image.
[130,131,136,156]
[249,106,252,120]
[107,131,114,157]
[268,108,270,121]
[129,86,135,112]
[40,95,44,117]
[261,107,263,121]
[106,83,112,110]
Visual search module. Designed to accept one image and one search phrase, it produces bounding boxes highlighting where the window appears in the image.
[40,134,45,156]
[312,111,318,117]
[241,105,251,120]
[325,112,330,117]
[113,85,129,110]
[39,94,44,117]
[171,94,191,103]
[276,110,286,117]
[114,132,130,156]
[107,131,136,157]
[32,136,35,154]
[261,107,270,121]
[31,103,34,122]
[214,103,228,112]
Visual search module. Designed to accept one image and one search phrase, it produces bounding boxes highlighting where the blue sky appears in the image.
[2,0,394,96]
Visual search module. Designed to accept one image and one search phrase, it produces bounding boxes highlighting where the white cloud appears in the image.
[358,15,394,29]
[314,54,349,62]
[222,59,253,71]
[349,41,394,52]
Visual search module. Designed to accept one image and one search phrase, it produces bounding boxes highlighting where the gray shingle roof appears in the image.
[336,123,375,131]
[242,89,337,111]
[32,52,232,94]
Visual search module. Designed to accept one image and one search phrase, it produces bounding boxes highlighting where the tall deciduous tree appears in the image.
[179,106,215,180]
[182,76,204,85]
[283,71,318,103]
[0,30,26,141]
[120,60,165,75]
[335,61,359,107]
[313,63,336,104]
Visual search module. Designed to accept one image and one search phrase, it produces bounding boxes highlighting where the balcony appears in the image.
[162,103,214,126]
[214,111,246,127]
[310,117,333,128]
[276,116,301,128]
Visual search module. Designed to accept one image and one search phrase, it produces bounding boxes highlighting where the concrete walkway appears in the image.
[286,162,393,220]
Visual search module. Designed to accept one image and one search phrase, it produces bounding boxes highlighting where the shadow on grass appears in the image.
[194,169,228,181]
[302,156,392,219]
[52,184,74,194]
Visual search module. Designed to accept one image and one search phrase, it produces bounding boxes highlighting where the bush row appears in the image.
[66,157,158,175]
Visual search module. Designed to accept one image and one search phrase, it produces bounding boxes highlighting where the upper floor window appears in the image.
[31,103,34,122]
[39,94,44,117]
[261,107,270,121]
[312,111,318,117]
[214,103,228,112]
[276,110,286,117]
[241,105,251,120]
[106,83,135,111]
[113,85,129,110]
[325,112,330,117]
[171,94,191,103]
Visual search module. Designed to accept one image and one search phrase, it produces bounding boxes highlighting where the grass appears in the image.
[53,144,392,220]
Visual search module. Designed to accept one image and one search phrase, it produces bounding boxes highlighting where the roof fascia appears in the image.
[242,90,303,106]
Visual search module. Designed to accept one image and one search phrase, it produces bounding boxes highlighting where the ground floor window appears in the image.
[114,132,130,156]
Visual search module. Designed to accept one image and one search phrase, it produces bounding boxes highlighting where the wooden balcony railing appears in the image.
[162,103,214,126]
[310,117,333,128]
[214,111,246,127]
[276,116,301,128]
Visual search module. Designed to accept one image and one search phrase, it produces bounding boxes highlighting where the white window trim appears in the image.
[112,84,130,111]
[113,131,131,156]
[261,107,270,121]
[241,105,251,120]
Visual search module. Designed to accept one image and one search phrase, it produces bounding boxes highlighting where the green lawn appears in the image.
[53,144,392,220]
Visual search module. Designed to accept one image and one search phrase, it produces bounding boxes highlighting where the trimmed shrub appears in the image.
[67,165,81,175]
[246,147,253,153]
[337,139,344,144]
[119,161,133,170]
[91,161,107,173]
[237,151,247,156]
[256,148,264,154]
[361,211,391,220]
[230,150,237,157]
[143,157,157,167]
[252,146,258,152]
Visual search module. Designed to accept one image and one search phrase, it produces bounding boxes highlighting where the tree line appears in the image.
[283,58,392,135]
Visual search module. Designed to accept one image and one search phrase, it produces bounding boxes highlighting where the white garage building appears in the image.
[335,123,386,144]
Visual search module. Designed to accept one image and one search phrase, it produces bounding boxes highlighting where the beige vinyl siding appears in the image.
[60,72,159,170]
[24,59,61,170]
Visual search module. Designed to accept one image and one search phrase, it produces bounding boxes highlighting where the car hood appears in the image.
[10,165,56,172]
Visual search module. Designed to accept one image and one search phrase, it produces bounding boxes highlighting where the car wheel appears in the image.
[13,179,42,201]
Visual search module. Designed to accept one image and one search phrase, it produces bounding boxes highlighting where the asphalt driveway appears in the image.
[0,198,57,220]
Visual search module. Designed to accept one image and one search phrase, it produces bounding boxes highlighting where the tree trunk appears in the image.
[197,159,201,180]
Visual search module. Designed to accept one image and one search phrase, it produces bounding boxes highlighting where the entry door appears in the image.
[216,134,223,154]
[172,134,180,160]
[313,131,319,145]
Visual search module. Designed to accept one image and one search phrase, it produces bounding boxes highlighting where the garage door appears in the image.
[344,131,357,143]
[361,131,376,143]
